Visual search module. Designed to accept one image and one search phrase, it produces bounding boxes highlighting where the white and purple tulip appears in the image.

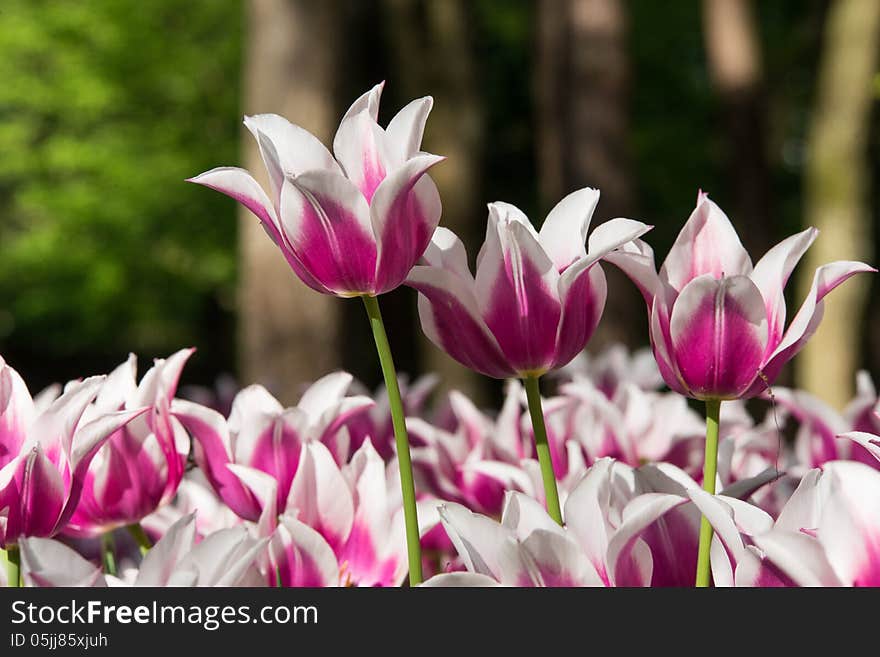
[188,82,444,297]
[607,191,875,400]
[406,189,651,378]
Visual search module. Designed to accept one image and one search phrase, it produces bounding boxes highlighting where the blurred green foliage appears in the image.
[0,0,241,387]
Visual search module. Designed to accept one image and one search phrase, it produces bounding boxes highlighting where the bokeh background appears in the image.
[1,0,878,410]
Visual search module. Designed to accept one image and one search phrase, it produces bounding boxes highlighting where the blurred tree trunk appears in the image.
[536,0,640,350]
[702,0,770,255]
[239,0,341,404]
[384,0,488,404]
[796,0,880,408]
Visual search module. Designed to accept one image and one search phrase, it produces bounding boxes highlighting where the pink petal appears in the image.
[552,263,607,370]
[838,431,880,465]
[0,359,35,470]
[751,530,842,587]
[286,441,354,551]
[669,274,768,400]
[280,172,378,295]
[371,154,444,293]
[819,461,880,586]
[407,264,514,378]
[272,515,340,587]
[522,530,604,586]
[606,493,696,587]
[660,193,752,292]
[19,445,65,538]
[171,399,261,521]
[476,204,562,374]
[332,109,390,202]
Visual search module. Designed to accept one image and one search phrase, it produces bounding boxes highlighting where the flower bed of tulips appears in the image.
[2,83,878,588]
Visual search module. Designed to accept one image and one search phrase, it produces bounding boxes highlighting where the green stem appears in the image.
[6,545,20,587]
[101,532,118,576]
[362,295,423,586]
[523,375,563,525]
[126,523,152,557]
[696,399,722,588]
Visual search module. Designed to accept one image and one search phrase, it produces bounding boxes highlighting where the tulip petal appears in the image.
[755,261,877,394]
[420,572,502,587]
[333,109,391,202]
[171,399,261,521]
[286,441,354,550]
[176,525,266,587]
[385,96,433,164]
[501,491,566,540]
[297,372,353,418]
[243,113,340,198]
[340,82,384,123]
[603,238,661,306]
[280,172,378,295]
[136,513,198,586]
[749,228,818,350]
[407,265,514,378]
[438,502,533,586]
[563,458,615,584]
[552,263,607,370]
[476,205,562,374]
[537,187,601,271]
[522,530,604,586]
[660,193,753,292]
[19,445,65,538]
[606,493,695,587]
[0,359,35,470]
[669,274,768,399]
[838,431,880,465]
[751,530,842,587]
[272,515,340,587]
[819,461,880,586]
[20,537,106,587]
[371,154,444,293]
[421,227,473,279]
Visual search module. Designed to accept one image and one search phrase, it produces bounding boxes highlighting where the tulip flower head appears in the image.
[607,192,875,401]
[65,349,195,537]
[188,82,444,297]
[0,359,148,548]
[407,189,651,378]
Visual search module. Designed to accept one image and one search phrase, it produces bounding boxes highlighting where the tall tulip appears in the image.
[188,83,444,584]
[607,191,875,587]
[407,189,650,522]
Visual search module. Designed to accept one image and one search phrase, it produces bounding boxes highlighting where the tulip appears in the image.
[408,382,535,515]
[171,372,373,522]
[236,440,438,587]
[407,190,650,524]
[0,359,148,586]
[65,349,195,542]
[607,191,874,586]
[189,83,444,584]
[696,460,880,586]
